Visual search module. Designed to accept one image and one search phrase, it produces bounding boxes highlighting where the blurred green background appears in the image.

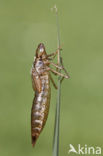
[0,0,103,156]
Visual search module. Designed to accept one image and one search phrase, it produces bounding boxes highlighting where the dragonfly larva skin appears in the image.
[31,43,69,147]
[31,43,51,147]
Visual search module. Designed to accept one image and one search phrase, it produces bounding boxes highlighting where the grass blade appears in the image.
[52,5,62,156]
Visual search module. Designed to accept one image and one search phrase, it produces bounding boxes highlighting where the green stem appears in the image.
[52,5,62,156]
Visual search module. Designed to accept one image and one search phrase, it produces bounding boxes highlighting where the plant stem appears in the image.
[52,5,62,156]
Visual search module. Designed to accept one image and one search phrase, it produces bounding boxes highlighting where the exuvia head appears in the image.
[36,43,46,58]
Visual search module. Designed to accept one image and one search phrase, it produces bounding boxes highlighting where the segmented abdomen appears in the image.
[31,74,51,146]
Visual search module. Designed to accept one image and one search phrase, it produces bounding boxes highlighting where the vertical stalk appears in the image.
[52,5,62,156]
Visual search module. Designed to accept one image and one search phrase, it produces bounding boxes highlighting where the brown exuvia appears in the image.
[31,43,69,147]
